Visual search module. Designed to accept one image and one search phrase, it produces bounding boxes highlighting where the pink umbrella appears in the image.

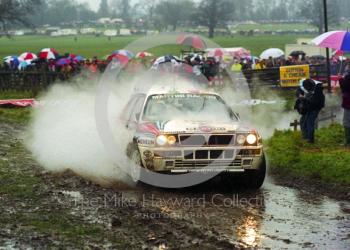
[311,31,350,51]
[206,48,226,57]
[19,52,37,62]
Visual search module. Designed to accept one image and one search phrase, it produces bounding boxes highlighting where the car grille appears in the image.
[179,135,206,146]
[174,159,242,168]
[237,149,262,156]
[184,150,235,160]
[179,134,235,146]
[208,135,234,145]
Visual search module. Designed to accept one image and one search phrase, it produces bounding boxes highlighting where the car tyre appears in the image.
[244,154,266,190]
[127,144,143,183]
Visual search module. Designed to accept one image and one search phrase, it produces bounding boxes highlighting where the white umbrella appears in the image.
[260,48,284,59]
[151,55,182,69]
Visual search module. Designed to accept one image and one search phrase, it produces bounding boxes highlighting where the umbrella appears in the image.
[18,61,30,70]
[310,55,326,60]
[41,48,59,54]
[112,50,134,59]
[68,54,85,62]
[39,51,56,60]
[176,34,206,49]
[39,48,58,60]
[332,50,344,57]
[260,48,284,59]
[19,52,37,62]
[245,55,260,62]
[207,48,226,57]
[136,51,154,58]
[207,47,250,59]
[289,50,305,57]
[73,55,85,62]
[107,54,129,65]
[311,31,350,51]
[152,55,182,69]
[56,58,71,66]
[3,56,20,67]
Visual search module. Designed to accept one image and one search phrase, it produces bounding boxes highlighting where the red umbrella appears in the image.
[176,34,206,49]
[136,51,154,58]
[19,52,37,62]
[39,48,59,60]
[107,54,129,65]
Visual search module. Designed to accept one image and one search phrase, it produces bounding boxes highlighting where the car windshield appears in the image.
[142,93,238,122]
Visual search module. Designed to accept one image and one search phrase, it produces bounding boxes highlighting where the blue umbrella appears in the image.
[74,55,85,62]
[4,56,20,68]
[56,58,71,66]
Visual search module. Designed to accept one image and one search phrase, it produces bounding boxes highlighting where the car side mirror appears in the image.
[236,113,240,119]
[135,113,140,121]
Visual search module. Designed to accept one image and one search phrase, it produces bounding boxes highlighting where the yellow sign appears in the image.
[279,65,310,87]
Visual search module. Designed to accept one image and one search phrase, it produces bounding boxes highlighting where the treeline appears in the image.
[1,0,349,38]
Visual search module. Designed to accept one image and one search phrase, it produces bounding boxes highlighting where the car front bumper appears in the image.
[138,145,264,172]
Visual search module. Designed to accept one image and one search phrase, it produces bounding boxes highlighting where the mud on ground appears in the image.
[1,120,350,249]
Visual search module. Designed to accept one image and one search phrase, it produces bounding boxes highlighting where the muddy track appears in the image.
[0,121,350,249]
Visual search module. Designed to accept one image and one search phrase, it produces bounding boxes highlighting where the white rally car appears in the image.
[124,86,266,189]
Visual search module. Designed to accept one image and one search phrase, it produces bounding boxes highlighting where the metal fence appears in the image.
[0,71,58,92]
[0,65,328,92]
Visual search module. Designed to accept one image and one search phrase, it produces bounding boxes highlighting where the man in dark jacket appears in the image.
[339,73,350,146]
[295,79,325,143]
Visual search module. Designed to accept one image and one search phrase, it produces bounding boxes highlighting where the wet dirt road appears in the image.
[127,175,350,249]
[1,120,350,249]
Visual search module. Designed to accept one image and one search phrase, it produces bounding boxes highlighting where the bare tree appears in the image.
[300,0,340,34]
[98,0,109,17]
[155,0,195,31]
[0,0,42,33]
[196,0,234,38]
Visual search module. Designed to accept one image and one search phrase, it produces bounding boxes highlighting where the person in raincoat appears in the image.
[230,59,242,72]
[339,67,350,146]
[295,79,325,143]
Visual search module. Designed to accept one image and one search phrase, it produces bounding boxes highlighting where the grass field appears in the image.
[234,23,316,32]
[0,34,309,59]
[267,124,350,186]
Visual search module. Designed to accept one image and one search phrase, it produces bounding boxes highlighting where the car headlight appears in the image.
[237,134,246,145]
[246,134,257,145]
[156,135,168,146]
[167,135,176,145]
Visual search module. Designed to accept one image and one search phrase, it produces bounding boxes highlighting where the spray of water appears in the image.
[25,64,307,186]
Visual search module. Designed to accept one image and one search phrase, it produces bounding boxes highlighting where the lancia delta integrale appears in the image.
[124,87,266,189]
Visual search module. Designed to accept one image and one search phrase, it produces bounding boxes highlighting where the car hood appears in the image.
[138,119,252,135]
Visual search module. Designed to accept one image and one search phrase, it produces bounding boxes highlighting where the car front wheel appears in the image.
[128,144,142,183]
[244,155,266,189]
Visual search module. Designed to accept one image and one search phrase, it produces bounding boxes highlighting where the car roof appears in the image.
[145,85,219,96]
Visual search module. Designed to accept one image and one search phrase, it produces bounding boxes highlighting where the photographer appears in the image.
[295,79,325,143]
